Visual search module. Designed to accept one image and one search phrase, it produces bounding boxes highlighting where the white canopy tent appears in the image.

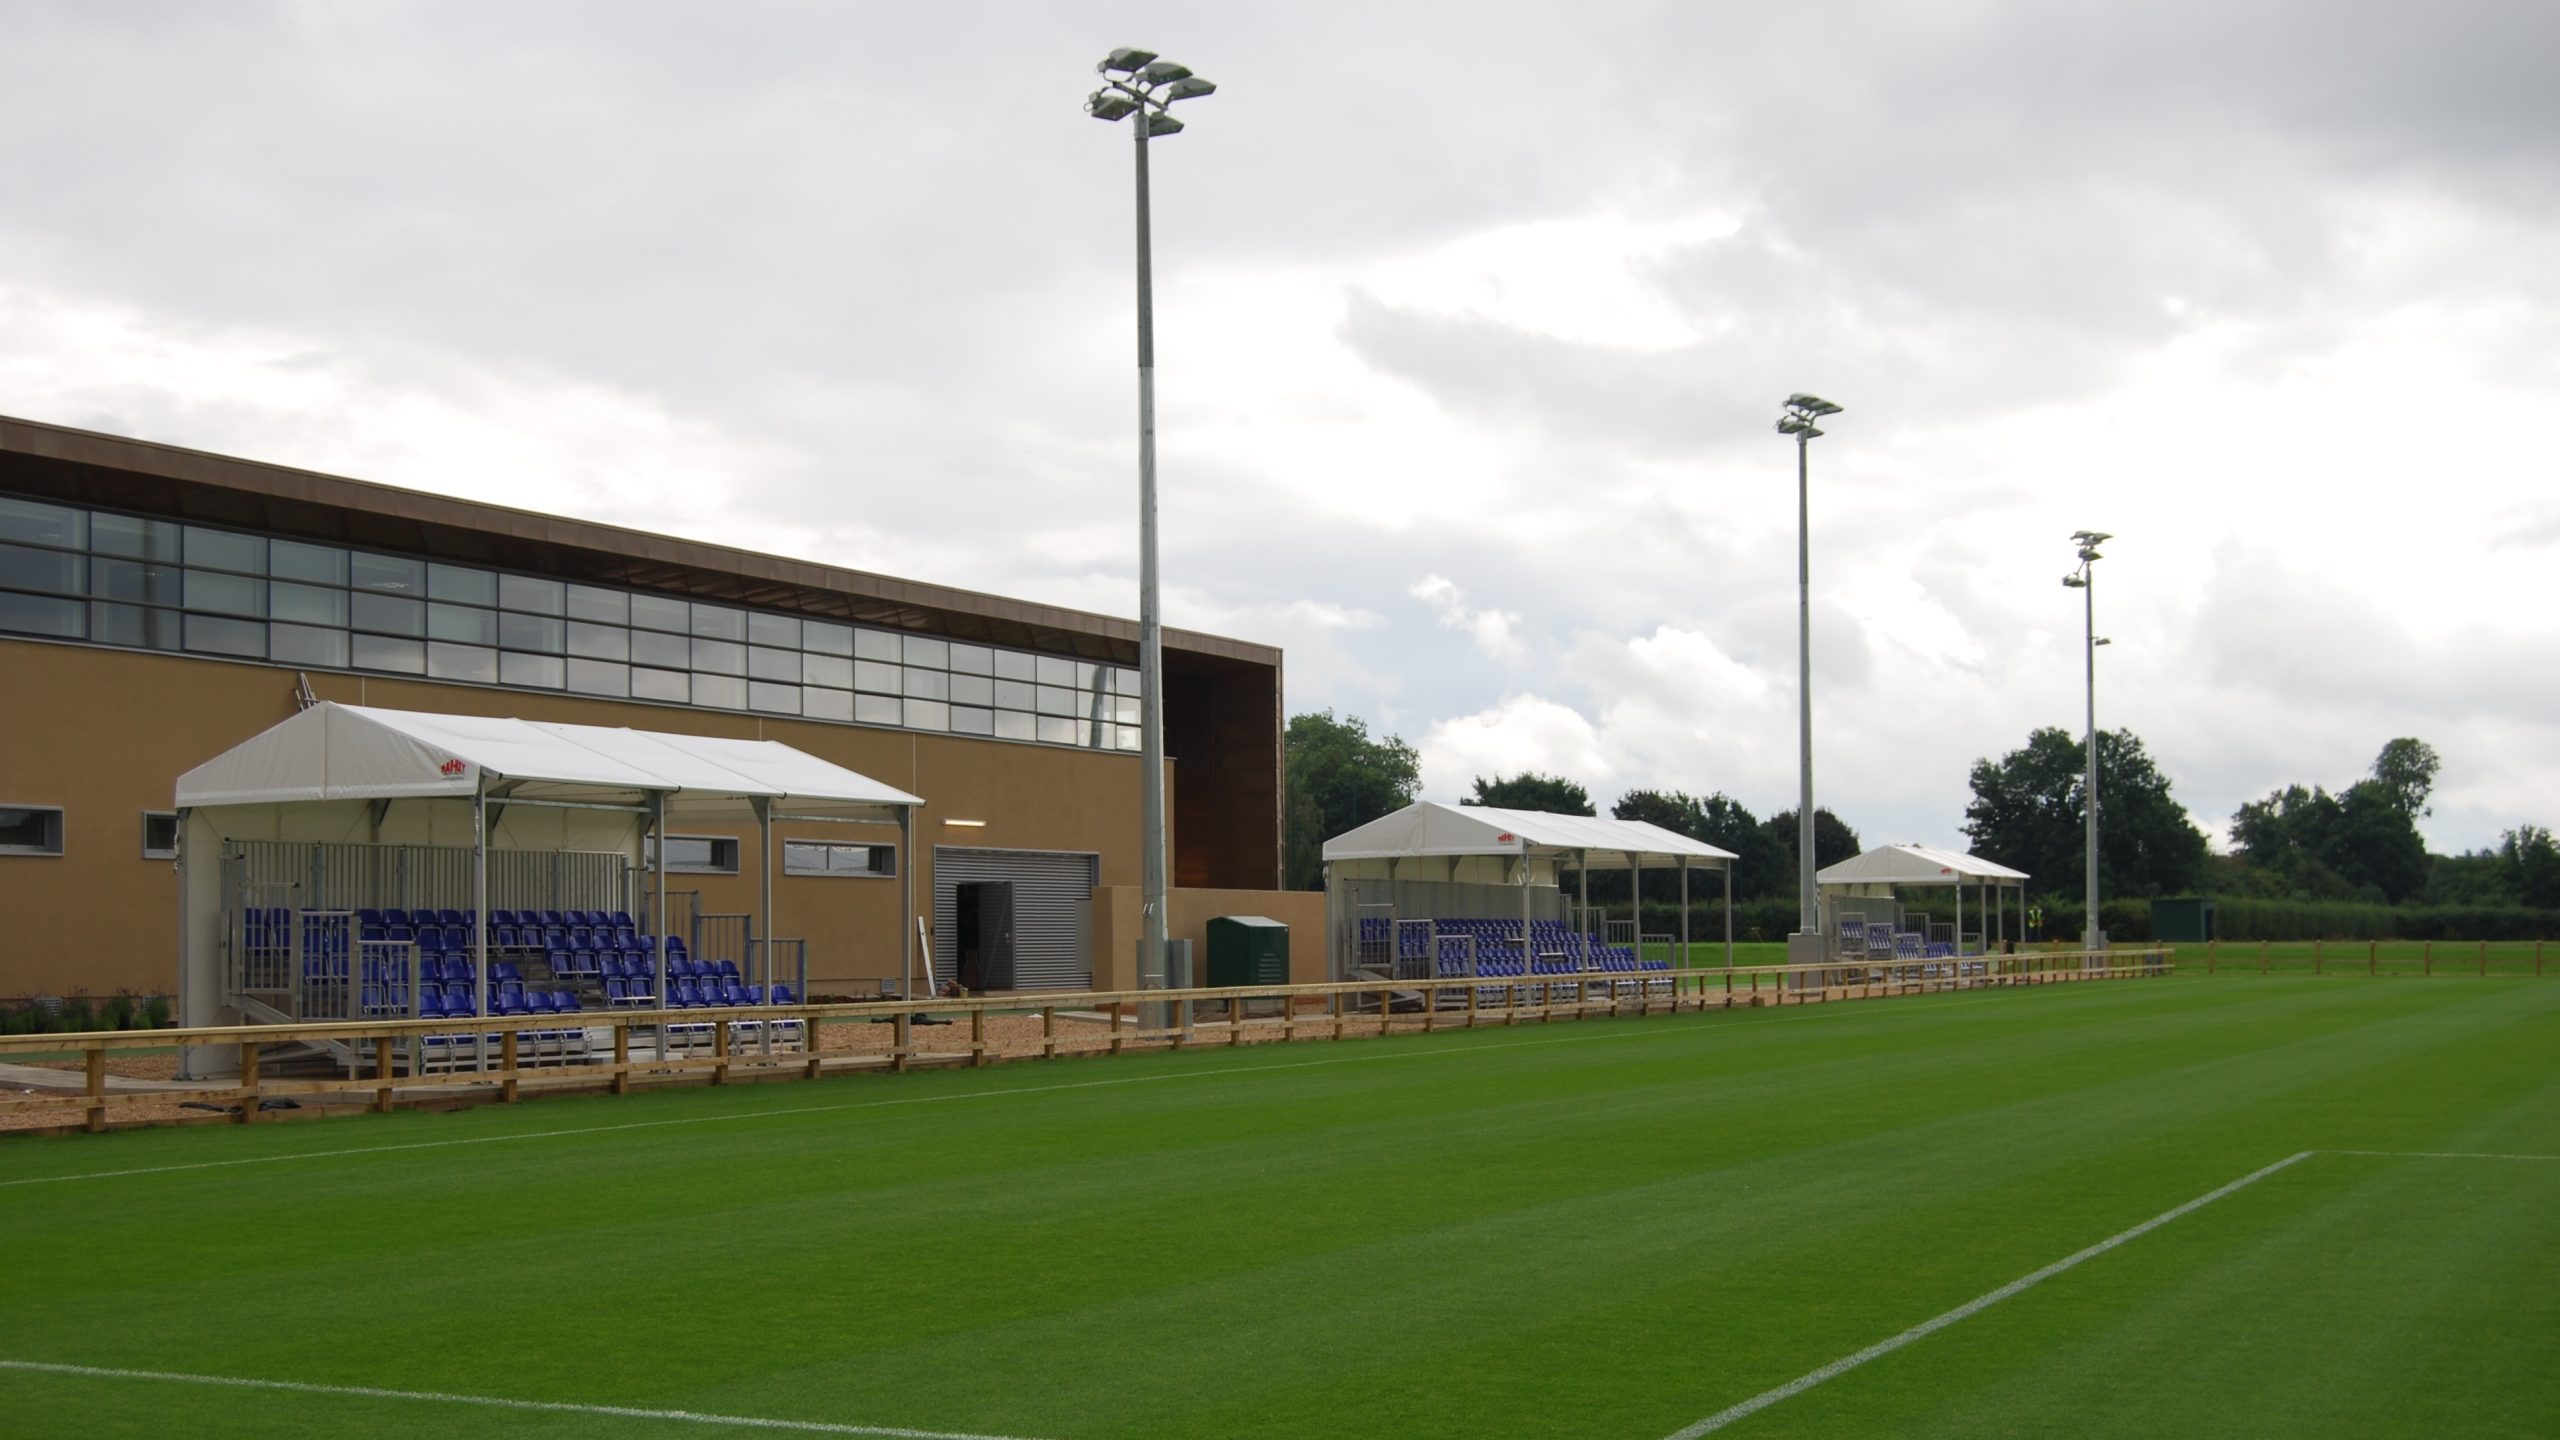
[174,703,924,1045]
[1815,843,2031,953]
[1322,802,1740,970]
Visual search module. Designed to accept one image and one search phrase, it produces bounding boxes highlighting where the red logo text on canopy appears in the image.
[439,758,468,777]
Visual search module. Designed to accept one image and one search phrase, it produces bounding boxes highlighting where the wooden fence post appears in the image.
[894,1011,912,1071]
[614,1022,632,1093]
[375,1036,395,1114]
[238,1039,259,1124]
[502,1031,521,1101]
[85,1045,106,1134]
[1043,1005,1058,1059]
[971,1006,987,1067]
[2480,940,2489,977]
[2260,940,2269,976]
[2424,941,2433,977]
[2315,939,2324,975]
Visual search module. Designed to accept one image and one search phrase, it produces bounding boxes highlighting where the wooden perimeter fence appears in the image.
[1,949,2174,1135]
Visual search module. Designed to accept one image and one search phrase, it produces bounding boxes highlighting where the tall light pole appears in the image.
[1775,393,1842,944]
[1088,48,1214,995]
[2063,530,2111,954]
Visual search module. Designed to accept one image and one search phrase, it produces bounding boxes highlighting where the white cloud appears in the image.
[1409,573,1525,662]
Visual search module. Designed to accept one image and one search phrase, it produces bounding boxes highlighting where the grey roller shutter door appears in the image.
[931,847,1098,990]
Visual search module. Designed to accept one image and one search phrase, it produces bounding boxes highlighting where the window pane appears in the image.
[1036,684,1076,716]
[143,812,180,858]
[902,635,948,669]
[566,657,630,697]
[993,711,1037,741]
[0,591,84,638]
[428,603,497,646]
[748,611,799,648]
[566,620,629,661]
[993,678,1035,710]
[498,574,563,615]
[748,645,800,682]
[631,666,689,703]
[803,621,853,656]
[352,591,424,636]
[803,653,852,689]
[690,637,745,675]
[903,699,949,731]
[853,628,900,662]
[991,649,1035,681]
[498,612,565,653]
[90,513,181,561]
[690,603,745,641]
[749,680,801,714]
[184,614,265,657]
[631,593,689,632]
[854,660,901,694]
[631,629,690,668]
[427,563,496,605]
[1110,694,1140,724]
[949,673,994,706]
[0,497,85,549]
[1,543,84,594]
[691,674,745,709]
[90,601,179,649]
[1036,655,1077,686]
[903,669,948,701]
[1109,666,1140,695]
[426,641,497,683]
[352,633,425,673]
[1117,725,1142,751]
[499,651,565,689]
[1037,716,1079,745]
[803,687,852,721]
[90,559,181,606]
[269,623,348,668]
[268,581,348,626]
[854,693,901,726]
[184,526,264,574]
[949,706,994,736]
[351,552,424,593]
[567,584,628,624]
[268,539,348,585]
[947,643,993,675]
[183,570,264,617]
[0,807,64,854]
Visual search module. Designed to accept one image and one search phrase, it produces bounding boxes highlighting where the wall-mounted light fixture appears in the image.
[942,818,988,828]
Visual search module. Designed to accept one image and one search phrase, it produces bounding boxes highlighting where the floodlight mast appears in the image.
[1775,393,1843,942]
[2064,531,2109,956]
[1087,48,1214,1004]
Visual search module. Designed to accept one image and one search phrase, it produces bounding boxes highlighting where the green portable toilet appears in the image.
[2150,896,2216,943]
[1206,915,1290,988]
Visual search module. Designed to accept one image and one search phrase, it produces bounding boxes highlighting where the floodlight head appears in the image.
[2095,637,2113,646]
[2071,529,2112,546]
[1086,91,1139,121]
[1143,110,1185,136]
[1098,47,1158,74]
[1137,59,1193,84]
[1164,75,1217,101]
[2062,574,2087,588]
[1775,417,1822,438]
[1786,392,1843,418]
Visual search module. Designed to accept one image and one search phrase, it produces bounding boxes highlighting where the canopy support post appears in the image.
[1519,849,1533,984]
[1578,849,1591,966]
[754,797,775,996]
[651,790,669,1015]
[900,805,916,999]
[1678,858,1691,971]
[1723,860,1734,970]
[472,776,489,1073]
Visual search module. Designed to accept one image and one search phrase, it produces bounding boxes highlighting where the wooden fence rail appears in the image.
[0,948,2173,1135]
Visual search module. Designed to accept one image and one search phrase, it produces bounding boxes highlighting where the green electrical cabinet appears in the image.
[2150,896,2216,944]
[1206,915,1290,988]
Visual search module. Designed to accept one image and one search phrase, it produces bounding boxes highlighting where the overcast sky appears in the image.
[7,1,2556,858]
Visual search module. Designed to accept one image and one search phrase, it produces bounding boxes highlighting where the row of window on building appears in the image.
[0,495,1144,750]
[0,805,893,880]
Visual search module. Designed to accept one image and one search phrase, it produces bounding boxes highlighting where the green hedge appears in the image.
[0,992,173,1036]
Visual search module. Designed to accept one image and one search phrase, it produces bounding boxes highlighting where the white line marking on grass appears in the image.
[1660,1150,2317,1439]
[0,1359,1048,1438]
[0,987,2066,1191]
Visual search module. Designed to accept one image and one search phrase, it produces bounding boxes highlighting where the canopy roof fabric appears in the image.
[1322,801,1735,868]
[176,703,922,822]
[1816,843,2029,887]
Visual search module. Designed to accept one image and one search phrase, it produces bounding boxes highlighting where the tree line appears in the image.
[1285,709,2560,916]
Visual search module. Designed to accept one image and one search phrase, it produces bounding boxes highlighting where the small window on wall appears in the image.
[647,834,740,874]
[141,811,179,860]
[783,841,897,878]
[0,806,65,856]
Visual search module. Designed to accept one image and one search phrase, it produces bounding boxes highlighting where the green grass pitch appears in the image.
[3,977,2554,1439]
